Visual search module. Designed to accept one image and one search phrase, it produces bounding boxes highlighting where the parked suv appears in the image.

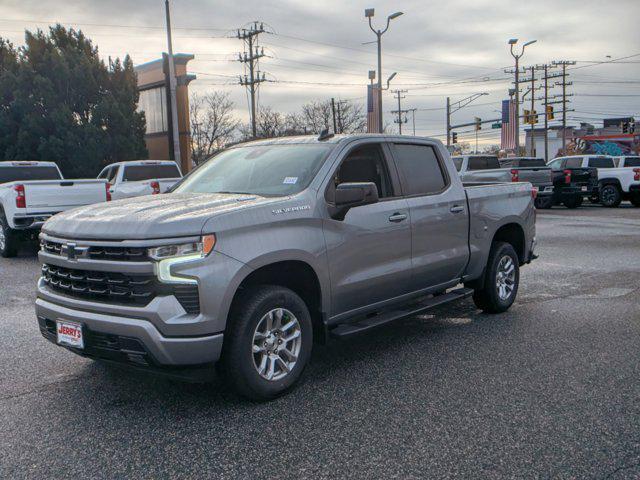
[36,135,536,400]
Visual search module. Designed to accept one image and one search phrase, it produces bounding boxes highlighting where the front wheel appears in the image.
[0,214,17,258]
[220,285,313,401]
[473,241,520,313]
[599,184,622,208]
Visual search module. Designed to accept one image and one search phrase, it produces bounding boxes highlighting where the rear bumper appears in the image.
[35,296,224,368]
[12,213,56,230]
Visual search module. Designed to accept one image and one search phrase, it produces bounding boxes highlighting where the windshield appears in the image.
[0,165,62,183]
[452,157,463,171]
[174,144,333,196]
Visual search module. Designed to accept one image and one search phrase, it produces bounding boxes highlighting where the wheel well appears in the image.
[493,223,525,264]
[599,179,621,188]
[231,260,324,339]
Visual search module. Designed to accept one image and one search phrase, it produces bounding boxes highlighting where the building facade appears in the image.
[135,54,195,174]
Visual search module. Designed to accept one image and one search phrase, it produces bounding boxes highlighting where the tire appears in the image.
[472,241,520,314]
[599,184,622,208]
[0,214,17,258]
[563,196,582,209]
[220,285,313,401]
[534,196,553,209]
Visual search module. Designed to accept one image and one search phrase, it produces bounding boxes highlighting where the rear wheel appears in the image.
[534,196,553,209]
[473,242,520,314]
[220,285,313,401]
[563,196,583,209]
[599,184,622,208]
[0,214,17,258]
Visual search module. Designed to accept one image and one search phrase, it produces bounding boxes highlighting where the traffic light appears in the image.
[531,110,538,124]
[546,105,554,120]
[622,122,629,134]
[474,117,481,131]
[631,122,636,134]
[524,109,530,124]
[452,132,458,144]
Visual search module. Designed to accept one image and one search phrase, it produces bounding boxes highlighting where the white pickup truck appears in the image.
[0,161,108,257]
[561,155,640,207]
[97,160,182,201]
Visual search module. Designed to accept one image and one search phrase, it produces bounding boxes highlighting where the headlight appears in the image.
[148,235,216,260]
[151,234,216,284]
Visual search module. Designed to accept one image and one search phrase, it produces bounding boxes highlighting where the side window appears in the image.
[107,166,119,184]
[468,157,487,170]
[548,159,563,170]
[330,144,394,199]
[392,144,447,196]
[97,167,109,179]
[565,157,582,168]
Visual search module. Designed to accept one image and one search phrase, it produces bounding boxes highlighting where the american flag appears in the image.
[501,99,517,150]
[367,84,380,133]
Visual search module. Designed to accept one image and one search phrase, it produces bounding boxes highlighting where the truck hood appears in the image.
[42,192,275,240]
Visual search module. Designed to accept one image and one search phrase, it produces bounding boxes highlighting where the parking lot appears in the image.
[1,206,639,479]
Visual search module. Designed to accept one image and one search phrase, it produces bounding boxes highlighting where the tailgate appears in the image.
[24,180,107,211]
[569,168,597,186]
[516,168,552,187]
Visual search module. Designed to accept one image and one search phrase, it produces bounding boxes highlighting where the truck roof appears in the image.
[0,161,59,167]
[235,133,441,147]
[106,160,180,167]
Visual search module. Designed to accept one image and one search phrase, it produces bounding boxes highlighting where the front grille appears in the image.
[41,263,200,314]
[41,239,149,262]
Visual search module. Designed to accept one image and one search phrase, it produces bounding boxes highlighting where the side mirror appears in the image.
[329,182,379,219]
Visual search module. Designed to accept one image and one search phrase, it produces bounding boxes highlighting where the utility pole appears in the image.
[391,89,408,134]
[506,38,537,152]
[164,0,181,167]
[407,108,417,136]
[535,64,562,161]
[529,66,536,156]
[331,98,337,134]
[238,22,266,138]
[446,97,451,146]
[552,61,576,154]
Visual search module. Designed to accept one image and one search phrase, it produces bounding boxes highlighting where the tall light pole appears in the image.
[365,8,403,133]
[508,38,536,151]
[165,0,181,167]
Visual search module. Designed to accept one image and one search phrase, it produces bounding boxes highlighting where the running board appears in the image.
[329,287,473,339]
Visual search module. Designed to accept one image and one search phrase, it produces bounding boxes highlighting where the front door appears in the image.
[322,142,412,318]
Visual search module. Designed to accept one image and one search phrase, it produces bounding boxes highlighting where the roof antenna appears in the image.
[318,128,335,141]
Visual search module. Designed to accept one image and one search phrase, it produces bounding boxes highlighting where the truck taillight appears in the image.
[510,169,519,182]
[105,182,112,201]
[563,169,572,184]
[531,187,538,199]
[634,168,640,181]
[14,184,26,208]
[151,181,161,195]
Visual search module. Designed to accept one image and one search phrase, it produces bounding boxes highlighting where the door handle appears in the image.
[450,205,465,214]
[388,212,408,223]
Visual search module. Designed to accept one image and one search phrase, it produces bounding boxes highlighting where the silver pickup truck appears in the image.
[35,134,537,400]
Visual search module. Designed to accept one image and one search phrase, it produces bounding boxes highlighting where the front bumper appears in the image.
[36,296,224,367]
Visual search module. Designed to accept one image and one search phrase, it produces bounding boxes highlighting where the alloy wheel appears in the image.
[251,308,302,381]
[496,255,516,301]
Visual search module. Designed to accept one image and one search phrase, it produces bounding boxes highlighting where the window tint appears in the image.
[452,157,463,171]
[588,157,615,168]
[467,157,487,170]
[515,158,546,167]
[123,164,181,182]
[0,165,62,183]
[565,157,582,168]
[332,144,393,199]
[393,144,447,196]
[622,156,640,167]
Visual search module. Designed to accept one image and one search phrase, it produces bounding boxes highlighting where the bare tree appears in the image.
[300,99,366,134]
[190,91,239,165]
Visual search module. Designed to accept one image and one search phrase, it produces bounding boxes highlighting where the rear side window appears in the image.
[623,157,640,167]
[393,144,447,196]
[123,164,181,182]
[452,157,463,171]
[467,157,488,170]
[0,165,62,183]
[565,158,582,168]
[588,157,615,168]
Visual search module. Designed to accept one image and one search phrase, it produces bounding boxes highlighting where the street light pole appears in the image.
[366,9,403,134]
[164,0,181,168]
[508,38,536,152]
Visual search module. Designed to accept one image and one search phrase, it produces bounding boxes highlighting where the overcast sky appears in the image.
[1,0,639,145]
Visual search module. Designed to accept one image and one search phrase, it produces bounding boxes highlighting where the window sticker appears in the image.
[283,176,298,184]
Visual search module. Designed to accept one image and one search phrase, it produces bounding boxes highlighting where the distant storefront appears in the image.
[135,54,195,174]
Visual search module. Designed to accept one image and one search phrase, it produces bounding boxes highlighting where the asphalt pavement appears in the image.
[1,205,639,479]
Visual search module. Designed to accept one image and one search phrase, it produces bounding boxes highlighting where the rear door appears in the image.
[389,141,469,291]
[323,141,412,318]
